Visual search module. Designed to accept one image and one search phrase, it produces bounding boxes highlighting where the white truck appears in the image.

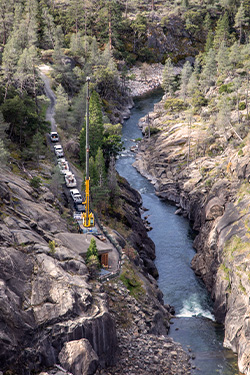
[64,171,77,187]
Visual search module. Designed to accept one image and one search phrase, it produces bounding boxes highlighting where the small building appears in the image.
[56,232,112,268]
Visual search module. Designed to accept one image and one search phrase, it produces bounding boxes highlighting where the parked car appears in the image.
[54,144,64,158]
[50,131,59,142]
[74,201,85,213]
[70,188,82,203]
[64,171,77,187]
[58,158,69,174]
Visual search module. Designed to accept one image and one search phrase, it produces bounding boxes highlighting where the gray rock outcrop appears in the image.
[59,339,99,375]
[132,100,250,374]
[0,168,116,374]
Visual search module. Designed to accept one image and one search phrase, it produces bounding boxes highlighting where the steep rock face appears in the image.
[132,105,250,374]
[118,176,158,278]
[146,16,203,63]
[0,168,117,374]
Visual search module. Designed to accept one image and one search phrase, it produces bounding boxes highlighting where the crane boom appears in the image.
[82,77,94,228]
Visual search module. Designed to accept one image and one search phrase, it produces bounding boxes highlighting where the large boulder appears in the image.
[59,339,99,375]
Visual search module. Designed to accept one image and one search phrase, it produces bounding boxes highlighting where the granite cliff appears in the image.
[133,97,250,374]
[0,166,117,374]
[0,160,192,374]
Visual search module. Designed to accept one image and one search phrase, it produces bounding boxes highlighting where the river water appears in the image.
[116,90,241,375]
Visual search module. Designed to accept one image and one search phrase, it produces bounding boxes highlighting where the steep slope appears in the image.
[0,166,116,374]
[133,98,250,374]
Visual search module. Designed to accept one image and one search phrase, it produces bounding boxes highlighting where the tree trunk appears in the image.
[108,1,112,50]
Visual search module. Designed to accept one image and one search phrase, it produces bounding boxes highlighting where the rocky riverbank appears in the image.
[132,94,250,374]
[0,155,192,374]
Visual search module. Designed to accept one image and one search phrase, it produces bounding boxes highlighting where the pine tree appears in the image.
[95,147,106,187]
[162,58,175,96]
[205,30,214,53]
[29,132,46,166]
[187,67,199,98]
[180,61,192,102]
[229,41,241,68]
[0,0,15,45]
[79,91,104,166]
[41,6,57,49]
[213,12,230,50]
[50,165,64,197]
[200,48,217,91]
[233,76,242,123]
[86,238,99,264]
[54,84,69,130]
[14,46,40,104]
[0,139,9,167]
[216,95,231,141]
[2,31,21,100]
[89,156,98,185]
[204,13,212,35]
[0,111,9,141]
[216,41,230,75]
[235,2,249,44]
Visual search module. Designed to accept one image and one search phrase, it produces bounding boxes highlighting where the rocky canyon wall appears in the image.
[133,103,250,374]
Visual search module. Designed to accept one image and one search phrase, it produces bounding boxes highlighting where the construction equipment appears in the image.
[82,77,94,228]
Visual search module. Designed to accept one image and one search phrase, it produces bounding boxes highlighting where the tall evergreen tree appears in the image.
[234,2,249,44]
[41,6,57,49]
[180,61,192,102]
[200,48,217,91]
[229,41,241,67]
[54,84,69,130]
[95,147,106,187]
[213,12,230,50]
[0,0,15,45]
[162,57,175,96]
[79,91,104,165]
[205,29,214,53]
[216,41,230,75]
[187,62,199,98]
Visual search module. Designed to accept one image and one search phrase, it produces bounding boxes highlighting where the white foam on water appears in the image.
[139,187,147,194]
[177,293,215,321]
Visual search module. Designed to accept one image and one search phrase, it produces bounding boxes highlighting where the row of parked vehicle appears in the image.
[50,131,77,188]
[50,131,86,220]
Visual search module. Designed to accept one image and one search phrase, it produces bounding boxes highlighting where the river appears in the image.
[116,90,241,375]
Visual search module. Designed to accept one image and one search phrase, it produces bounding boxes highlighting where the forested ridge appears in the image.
[1,0,250,165]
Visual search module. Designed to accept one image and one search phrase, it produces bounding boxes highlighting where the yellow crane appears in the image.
[82,77,94,228]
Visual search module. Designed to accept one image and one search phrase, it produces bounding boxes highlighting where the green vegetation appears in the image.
[120,263,145,300]
[164,98,188,112]
[219,263,231,291]
[30,177,42,190]
[86,238,100,278]
[48,240,57,254]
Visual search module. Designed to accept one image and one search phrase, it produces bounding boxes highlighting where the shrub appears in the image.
[49,240,57,254]
[219,83,233,94]
[30,177,41,190]
[239,102,246,110]
[164,98,188,112]
[191,90,208,112]
[144,127,160,136]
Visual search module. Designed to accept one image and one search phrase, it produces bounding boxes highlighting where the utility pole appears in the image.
[82,77,94,228]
